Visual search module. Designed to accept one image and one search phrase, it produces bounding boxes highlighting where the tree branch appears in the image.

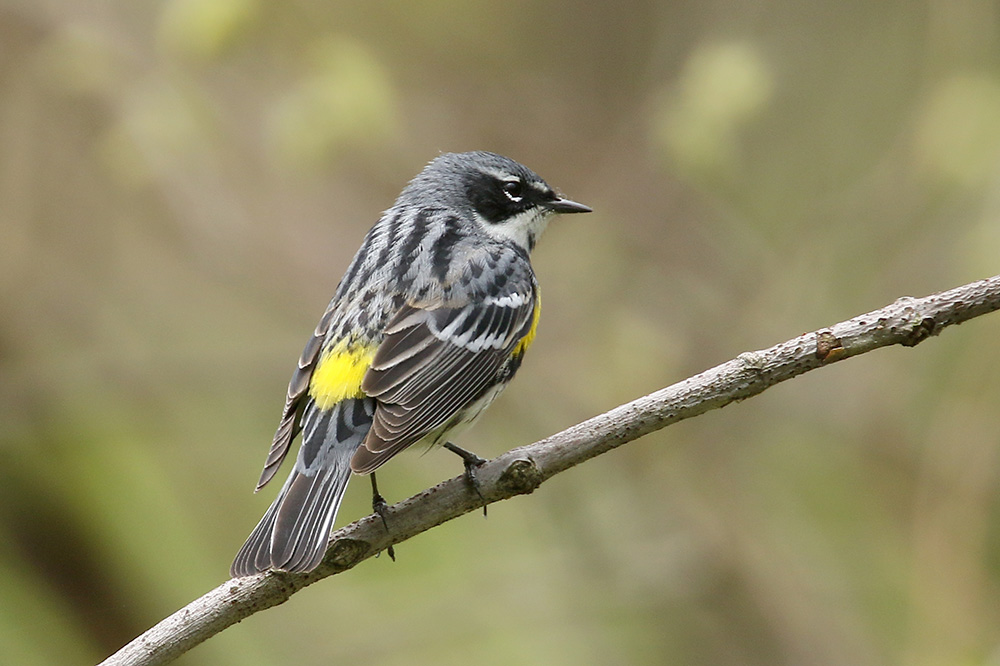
[98,274,1000,666]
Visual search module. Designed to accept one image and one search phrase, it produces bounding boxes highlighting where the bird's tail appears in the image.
[231,398,374,577]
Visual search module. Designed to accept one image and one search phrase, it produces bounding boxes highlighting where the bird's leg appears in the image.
[369,472,395,561]
[443,441,488,516]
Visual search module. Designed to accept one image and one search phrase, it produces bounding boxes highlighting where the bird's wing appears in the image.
[254,305,338,490]
[351,286,537,473]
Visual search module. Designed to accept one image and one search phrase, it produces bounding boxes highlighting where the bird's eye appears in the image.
[502,179,524,201]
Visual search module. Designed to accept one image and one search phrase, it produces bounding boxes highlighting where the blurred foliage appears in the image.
[654,41,774,177]
[2,0,1000,664]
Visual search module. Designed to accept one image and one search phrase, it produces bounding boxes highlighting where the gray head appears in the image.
[397,151,591,251]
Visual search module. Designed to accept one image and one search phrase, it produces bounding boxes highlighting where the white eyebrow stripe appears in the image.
[481,166,513,181]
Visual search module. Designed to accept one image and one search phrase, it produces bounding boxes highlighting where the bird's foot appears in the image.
[443,442,488,517]
[369,473,395,561]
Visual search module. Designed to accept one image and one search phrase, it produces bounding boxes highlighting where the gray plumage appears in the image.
[231,151,590,577]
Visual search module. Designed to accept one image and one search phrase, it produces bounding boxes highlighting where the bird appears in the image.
[231,151,591,576]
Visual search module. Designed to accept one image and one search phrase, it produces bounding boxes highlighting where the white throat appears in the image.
[475,207,552,252]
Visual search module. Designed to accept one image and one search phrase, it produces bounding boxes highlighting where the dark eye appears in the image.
[502,179,524,200]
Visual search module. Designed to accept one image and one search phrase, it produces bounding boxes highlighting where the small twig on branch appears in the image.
[98,274,1000,666]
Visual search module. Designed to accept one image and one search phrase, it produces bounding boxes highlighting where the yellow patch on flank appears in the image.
[512,290,541,358]
[309,340,377,409]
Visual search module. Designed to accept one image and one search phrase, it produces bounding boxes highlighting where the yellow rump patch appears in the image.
[512,289,541,358]
[309,340,377,410]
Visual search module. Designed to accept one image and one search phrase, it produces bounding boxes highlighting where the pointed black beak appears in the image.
[545,197,592,214]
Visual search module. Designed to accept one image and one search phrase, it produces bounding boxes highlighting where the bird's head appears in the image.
[401,151,591,251]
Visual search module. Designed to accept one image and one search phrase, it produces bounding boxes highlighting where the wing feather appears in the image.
[351,288,536,474]
[256,305,337,490]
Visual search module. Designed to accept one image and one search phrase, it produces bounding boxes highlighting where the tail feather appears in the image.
[231,398,374,577]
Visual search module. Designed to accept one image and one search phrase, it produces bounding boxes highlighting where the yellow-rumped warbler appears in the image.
[231,151,590,576]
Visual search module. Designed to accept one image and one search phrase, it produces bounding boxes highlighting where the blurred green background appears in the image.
[3,1,1000,664]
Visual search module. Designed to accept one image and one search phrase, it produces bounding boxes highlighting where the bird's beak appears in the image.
[546,197,592,214]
